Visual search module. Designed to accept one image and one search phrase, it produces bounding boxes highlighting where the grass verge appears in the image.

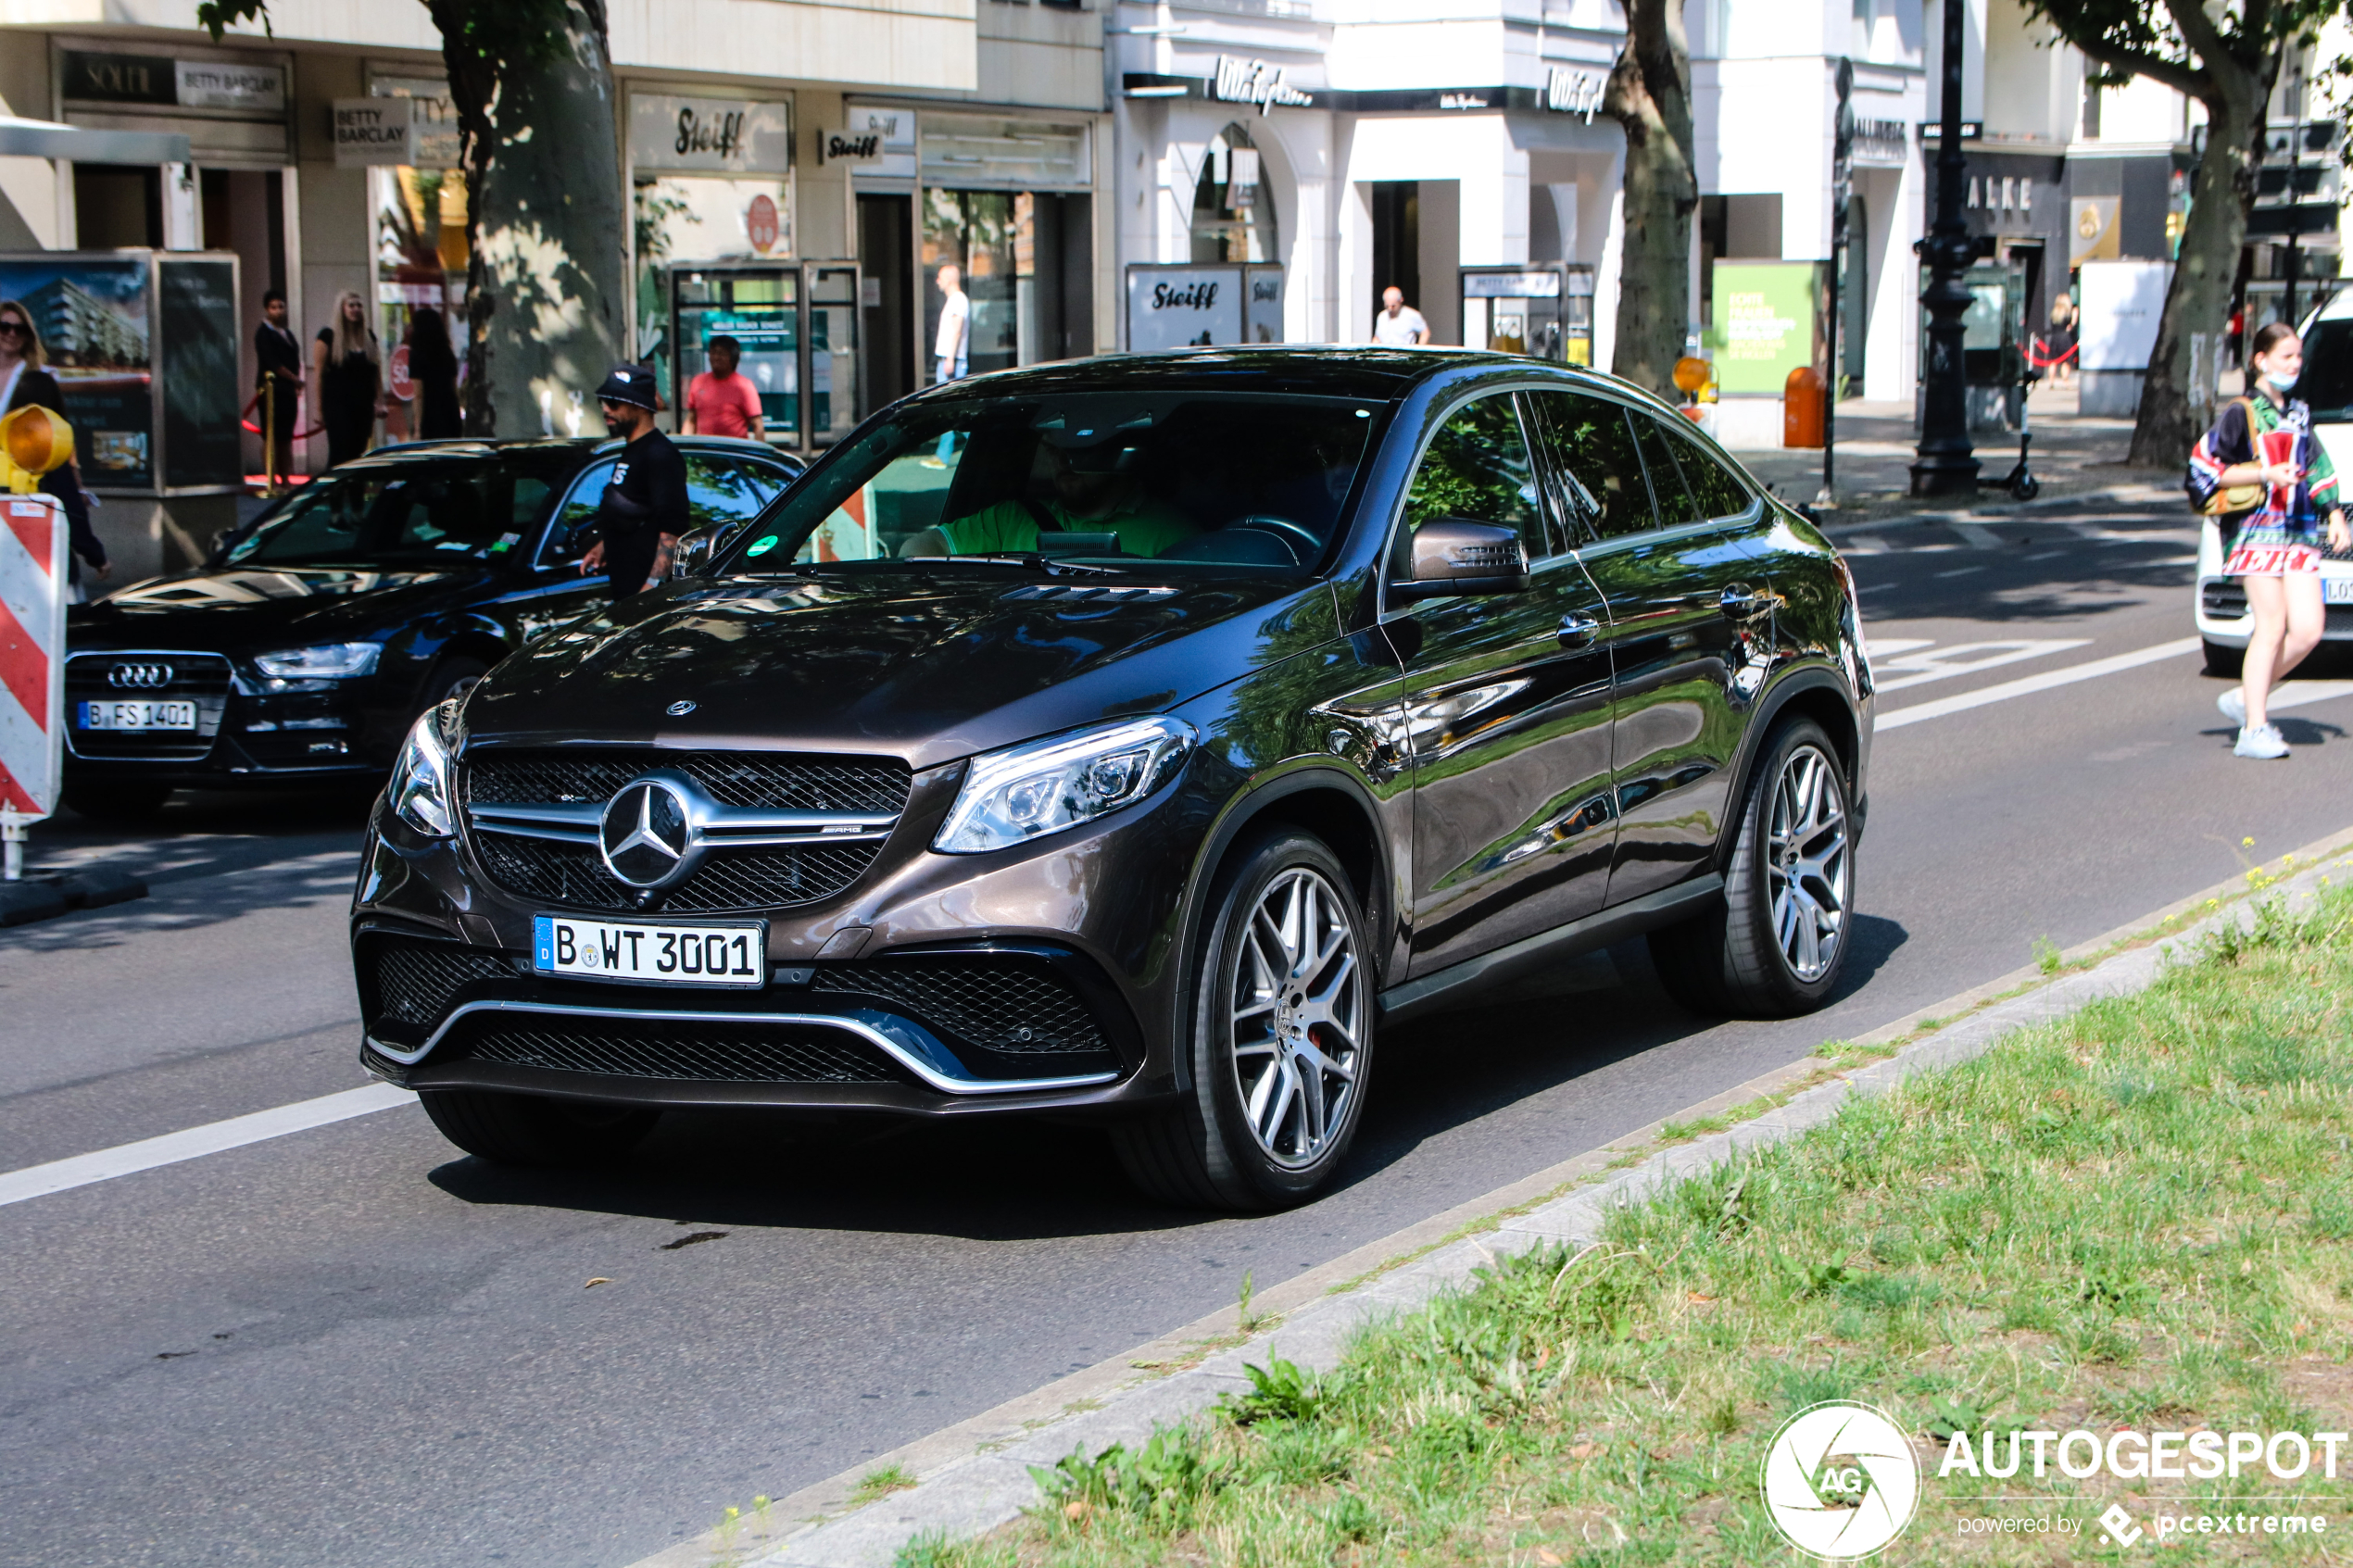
[905,888,2353,1565]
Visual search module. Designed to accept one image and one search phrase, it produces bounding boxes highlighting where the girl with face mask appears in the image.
[2188,322,2349,759]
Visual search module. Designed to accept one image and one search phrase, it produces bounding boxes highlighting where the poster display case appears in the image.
[1459,264,1594,364]
[1123,263,1285,352]
[670,260,861,452]
[0,248,242,495]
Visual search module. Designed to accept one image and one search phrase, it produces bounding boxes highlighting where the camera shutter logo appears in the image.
[107,661,173,690]
[1760,1401,1920,1560]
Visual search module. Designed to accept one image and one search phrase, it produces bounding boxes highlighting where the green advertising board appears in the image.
[1708,261,1818,395]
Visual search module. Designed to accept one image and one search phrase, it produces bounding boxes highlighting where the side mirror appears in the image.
[672,525,721,580]
[207,527,234,563]
[1393,519,1530,600]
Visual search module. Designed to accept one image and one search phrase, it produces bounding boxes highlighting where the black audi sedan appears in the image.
[352,348,1872,1209]
[61,436,802,818]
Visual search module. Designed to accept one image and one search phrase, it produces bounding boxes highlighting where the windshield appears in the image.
[717,392,1383,575]
[2301,318,2353,421]
[226,462,556,568]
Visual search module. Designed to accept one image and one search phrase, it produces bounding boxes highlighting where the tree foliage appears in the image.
[2017,0,2334,464]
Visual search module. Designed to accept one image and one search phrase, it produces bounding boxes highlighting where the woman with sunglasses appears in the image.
[0,300,109,596]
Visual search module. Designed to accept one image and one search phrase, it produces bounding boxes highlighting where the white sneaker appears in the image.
[2219,686,2246,725]
[2235,723,2290,759]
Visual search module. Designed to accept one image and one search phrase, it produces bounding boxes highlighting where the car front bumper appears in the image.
[349,759,1211,1119]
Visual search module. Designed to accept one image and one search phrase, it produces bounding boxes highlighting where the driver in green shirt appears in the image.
[903,437,1197,559]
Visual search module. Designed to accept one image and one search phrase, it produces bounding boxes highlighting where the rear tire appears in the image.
[1111,830,1374,1210]
[1649,719,1856,1019]
[2202,638,2245,679]
[419,1088,660,1168]
[63,782,173,822]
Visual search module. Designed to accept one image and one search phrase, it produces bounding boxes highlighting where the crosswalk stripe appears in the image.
[1877,637,2202,731]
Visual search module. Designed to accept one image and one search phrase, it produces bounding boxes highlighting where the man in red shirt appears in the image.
[683,334,765,440]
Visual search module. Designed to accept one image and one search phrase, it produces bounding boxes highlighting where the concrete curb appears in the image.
[635,828,2353,1568]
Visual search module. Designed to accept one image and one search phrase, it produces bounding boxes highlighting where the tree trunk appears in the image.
[431,0,627,439]
[2127,51,2273,467]
[1604,0,1699,398]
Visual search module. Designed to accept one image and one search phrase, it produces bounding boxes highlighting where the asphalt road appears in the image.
[6,498,2351,1568]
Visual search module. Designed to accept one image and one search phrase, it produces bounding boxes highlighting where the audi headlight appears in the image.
[254,642,381,679]
[934,717,1195,855]
[387,699,460,838]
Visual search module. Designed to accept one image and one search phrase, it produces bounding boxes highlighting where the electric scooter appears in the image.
[2000,358,2042,501]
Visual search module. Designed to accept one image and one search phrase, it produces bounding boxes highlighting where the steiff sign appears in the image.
[629,94,792,175]
[1126,266,1243,352]
[816,130,885,167]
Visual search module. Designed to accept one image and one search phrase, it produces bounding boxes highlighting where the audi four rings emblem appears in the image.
[107,662,174,690]
[599,779,694,887]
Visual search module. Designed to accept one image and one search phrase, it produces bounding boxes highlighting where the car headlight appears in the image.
[254,642,381,679]
[387,699,460,838]
[934,717,1195,855]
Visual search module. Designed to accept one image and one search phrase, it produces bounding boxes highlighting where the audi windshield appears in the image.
[223,459,559,569]
[716,393,1384,575]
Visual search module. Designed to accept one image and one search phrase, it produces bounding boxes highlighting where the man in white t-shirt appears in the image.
[1372,286,1430,346]
[934,264,971,383]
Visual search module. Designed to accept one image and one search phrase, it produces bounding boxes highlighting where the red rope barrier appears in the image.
[241,387,324,439]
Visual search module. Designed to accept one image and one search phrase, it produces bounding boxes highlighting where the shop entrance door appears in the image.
[858,193,914,408]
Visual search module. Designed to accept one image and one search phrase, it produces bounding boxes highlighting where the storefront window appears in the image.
[370,77,467,442]
[634,174,794,407]
[1192,124,1279,265]
[923,189,1024,383]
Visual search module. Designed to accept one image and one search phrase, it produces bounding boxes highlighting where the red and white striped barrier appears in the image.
[0,494,67,879]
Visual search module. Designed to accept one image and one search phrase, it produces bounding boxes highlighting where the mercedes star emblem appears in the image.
[667,699,698,717]
[599,779,692,887]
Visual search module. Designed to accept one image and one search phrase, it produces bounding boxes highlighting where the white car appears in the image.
[2194,290,2353,674]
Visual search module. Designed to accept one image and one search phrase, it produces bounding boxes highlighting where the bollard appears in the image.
[2,808,24,882]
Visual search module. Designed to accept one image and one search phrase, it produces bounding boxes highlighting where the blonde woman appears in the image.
[0,299,107,593]
[309,290,383,467]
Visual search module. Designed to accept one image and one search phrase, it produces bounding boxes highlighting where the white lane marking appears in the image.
[2024,549,2067,560]
[1845,534,1893,556]
[1870,638,2092,695]
[1951,522,2005,549]
[2266,681,2353,714]
[0,1084,412,1210]
[1863,636,1936,659]
[1934,566,1985,578]
[1878,637,2202,731]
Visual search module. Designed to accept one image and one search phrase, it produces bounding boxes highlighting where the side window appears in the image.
[539,458,616,567]
[1631,414,1703,529]
[1655,420,1755,521]
[1393,394,1545,572]
[685,454,779,533]
[1527,392,1655,541]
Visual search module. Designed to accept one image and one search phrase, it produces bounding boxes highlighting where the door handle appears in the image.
[1719,583,1768,620]
[1557,613,1601,649]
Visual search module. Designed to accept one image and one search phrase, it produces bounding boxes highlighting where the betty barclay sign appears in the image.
[628,94,792,175]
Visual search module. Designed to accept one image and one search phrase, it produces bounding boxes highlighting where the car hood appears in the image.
[72,564,486,651]
[461,570,1340,771]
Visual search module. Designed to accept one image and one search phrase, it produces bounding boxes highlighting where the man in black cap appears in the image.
[579,363,688,603]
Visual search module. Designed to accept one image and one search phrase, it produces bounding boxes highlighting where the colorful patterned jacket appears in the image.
[2187,395,2340,546]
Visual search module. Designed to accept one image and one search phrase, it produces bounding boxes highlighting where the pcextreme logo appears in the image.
[1761,1401,1922,1560]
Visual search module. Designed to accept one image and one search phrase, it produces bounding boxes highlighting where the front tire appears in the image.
[1112,831,1374,1210]
[1650,719,1856,1018]
[419,1088,660,1168]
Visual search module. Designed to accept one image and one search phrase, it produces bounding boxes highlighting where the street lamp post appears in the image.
[1819,57,1854,511]
[1910,0,1979,497]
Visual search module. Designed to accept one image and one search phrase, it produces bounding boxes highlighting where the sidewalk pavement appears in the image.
[629,827,2353,1568]
[1732,382,2179,524]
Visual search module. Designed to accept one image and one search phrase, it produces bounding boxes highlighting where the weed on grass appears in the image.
[909,886,2353,1566]
[853,1464,919,1505]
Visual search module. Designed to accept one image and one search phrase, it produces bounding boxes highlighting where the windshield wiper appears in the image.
[940,552,1131,577]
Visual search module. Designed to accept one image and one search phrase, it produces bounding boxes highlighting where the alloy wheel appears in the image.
[1766,745,1850,983]
[1228,866,1365,1168]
